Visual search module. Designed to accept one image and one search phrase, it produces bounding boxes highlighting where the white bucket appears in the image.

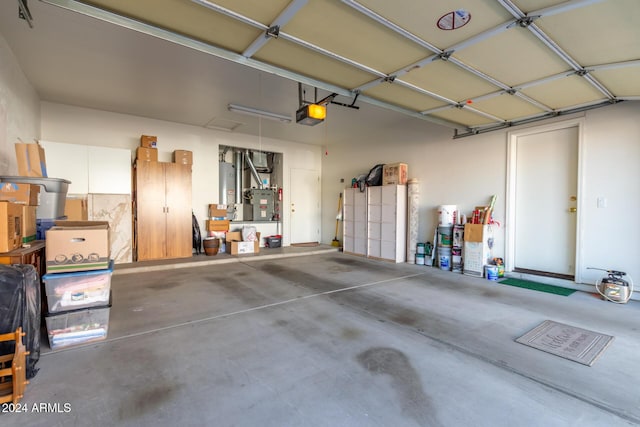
[437,205,457,226]
[437,226,453,247]
[438,247,452,271]
[416,253,425,265]
[416,243,425,255]
[485,265,499,281]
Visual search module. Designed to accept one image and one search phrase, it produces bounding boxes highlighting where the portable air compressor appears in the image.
[590,268,633,304]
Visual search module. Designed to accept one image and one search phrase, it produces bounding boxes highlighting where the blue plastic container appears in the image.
[36,216,67,240]
[43,260,114,313]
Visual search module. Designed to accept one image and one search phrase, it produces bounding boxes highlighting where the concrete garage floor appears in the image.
[7,248,640,427]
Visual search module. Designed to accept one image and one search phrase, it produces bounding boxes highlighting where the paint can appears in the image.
[416,253,425,265]
[416,242,425,255]
[451,247,463,272]
[485,265,499,281]
[438,246,452,271]
[437,205,457,226]
[437,226,453,247]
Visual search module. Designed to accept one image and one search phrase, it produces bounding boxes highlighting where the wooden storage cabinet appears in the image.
[134,161,192,261]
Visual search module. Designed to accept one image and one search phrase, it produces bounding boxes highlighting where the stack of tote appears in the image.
[42,221,113,349]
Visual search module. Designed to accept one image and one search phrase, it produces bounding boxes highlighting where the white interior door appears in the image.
[507,121,581,278]
[290,168,320,244]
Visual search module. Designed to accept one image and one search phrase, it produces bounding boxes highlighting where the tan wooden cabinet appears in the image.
[134,161,192,261]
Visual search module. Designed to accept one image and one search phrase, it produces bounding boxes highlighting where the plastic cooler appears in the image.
[42,260,114,313]
[0,176,71,219]
[45,292,112,350]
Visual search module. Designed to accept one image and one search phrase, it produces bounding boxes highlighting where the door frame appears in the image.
[505,118,586,283]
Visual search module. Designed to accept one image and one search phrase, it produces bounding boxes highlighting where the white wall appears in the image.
[40,102,322,246]
[321,102,640,285]
[0,34,40,175]
[580,102,640,285]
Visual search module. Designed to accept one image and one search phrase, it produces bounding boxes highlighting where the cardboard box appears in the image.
[136,147,158,162]
[0,182,40,205]
[225,231,260,255]
[383,162,408,186]
[45,221,110,273]
[206,219,230,232]
[15,142,48,177]
[464,223,485,243]
[208,204,227,219]
[463,224,493,276]
[140,135,157,148]
[0,201,23,252]
[173,150,193,165]
[64,198,88,221]
[21,205,37,244]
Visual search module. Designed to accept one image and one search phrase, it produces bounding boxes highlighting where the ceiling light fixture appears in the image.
[228,103,292,123]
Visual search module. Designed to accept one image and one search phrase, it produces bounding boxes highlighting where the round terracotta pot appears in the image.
[203,238,220,256]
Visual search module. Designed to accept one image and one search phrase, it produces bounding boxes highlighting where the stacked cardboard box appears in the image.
[173,150,193,165]
[382,162,408,185]
[0,201,23,253]
[225,231,261,255]
[43,221,113,349]
[64,197,88,221]
[206,204,229,235]
[15,142,47,178]
[0,182,40,247]
[137,135,158,162]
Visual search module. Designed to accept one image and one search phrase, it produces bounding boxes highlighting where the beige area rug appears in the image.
[516,320,614,366]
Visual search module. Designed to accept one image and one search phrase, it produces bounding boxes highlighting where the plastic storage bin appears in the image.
[43,260,113,313]
[45,293,111,349]
[0,176,70,219]
[36,216,67,240]
[265,235,282,248]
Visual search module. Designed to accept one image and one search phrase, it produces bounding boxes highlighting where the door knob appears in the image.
[292,209,296,212]
[569,207,577,213]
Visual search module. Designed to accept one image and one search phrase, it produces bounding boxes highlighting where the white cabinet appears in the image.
[40,141,131,195]
[343,185,407,263]
[367,185,407,263]
[343,188,367,256]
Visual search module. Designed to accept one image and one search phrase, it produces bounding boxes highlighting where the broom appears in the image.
[332,193,343,247]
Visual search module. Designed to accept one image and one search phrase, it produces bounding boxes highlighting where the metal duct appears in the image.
[219,162,235,205]
[244,150,264,189]
[234,150,243,204]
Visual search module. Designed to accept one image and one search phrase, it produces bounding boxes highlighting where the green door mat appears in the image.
[499,278,576,296]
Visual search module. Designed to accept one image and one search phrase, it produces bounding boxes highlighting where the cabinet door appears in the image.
[368,239,381,258]
[135,161,165,203]
[135,162,166,261]
[164,163,192,259]
[136,198,166,261]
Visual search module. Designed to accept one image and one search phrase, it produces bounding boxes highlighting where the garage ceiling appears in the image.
[3,0,639,142]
